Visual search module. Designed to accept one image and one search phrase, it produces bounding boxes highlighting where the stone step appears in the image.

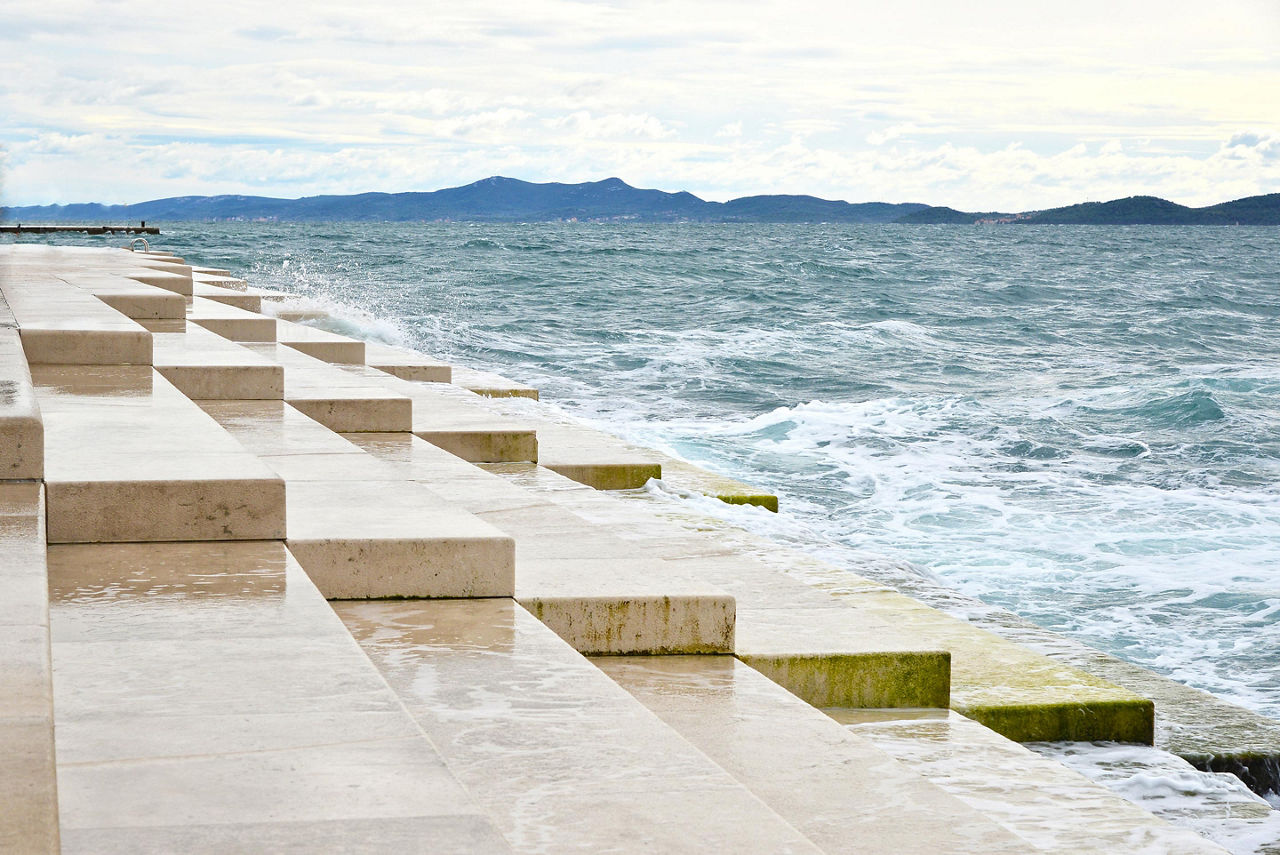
[126,266,192,297]
[276,318,364,363]
[152,324,283,400]
[193,281,261,313]
[0,483,59,853]
[464,392,776,506]
[343,368,537,462]
[365,341,452,383]
[244,286,296,303]
[198,400,513,598]
[47,541,511,852]
[188,296,277,342]
[272,305,326,320]
[188,266,232,277]
[594,655,1037,854]
[347,432,734,655]
[336,598,825,854]
[450,365,538,399]
[32,365,285,543]
[250,343,412,432]
[835,709,1228,854]
[0,251,151,365]
[59,273,187,320]
[489,463,1157,736]
[0,327,44,479]
[190,272,248,291]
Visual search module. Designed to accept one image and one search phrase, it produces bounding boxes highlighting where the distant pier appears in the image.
[0,224,160,235]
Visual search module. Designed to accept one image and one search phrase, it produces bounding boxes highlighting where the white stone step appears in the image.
[343,368,537,462]
[48,541,511,852]
[336,598,825,854]
[187,296,277,342]
[835,709,1228,853]
[276,318,364,363]
[364,341,452,383]
[252,343,411,432]
[347,432,734,655]
[595,655,1036,854]
[198,400,514,598]
[152,324,283,400]
[0,483,58,853]
[59,273,187,320]
[193,281,261,313]
[0,249,152,365]
[450,365,538,399]
[33,365,285,543]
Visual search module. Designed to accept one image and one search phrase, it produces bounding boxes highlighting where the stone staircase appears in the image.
[2,244,1268,852]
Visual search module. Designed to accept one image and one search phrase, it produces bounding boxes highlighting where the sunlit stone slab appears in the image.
[189,267,233,277]
[152,325,283,400]
[198,400,513,598]
[338,598,824,854]
[345,368,537,462]
[596,655,1033,854]
[33,366,285,543]
[450,365,538,399]
[836,709,1227,854]
[348,433,732,653]
[365,341,452,383]
[276,318,365,363]
[0,327,44,479]
[252,343,412,432]
[191,273,249,291]
[0,483,58,854]
[187,296,277,342]
[193,281,262,312]
[48,542,507,849]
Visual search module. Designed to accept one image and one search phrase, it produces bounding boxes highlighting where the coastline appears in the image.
[1,242,1275,851]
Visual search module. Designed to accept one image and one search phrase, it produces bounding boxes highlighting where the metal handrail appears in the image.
[127,237,150,252]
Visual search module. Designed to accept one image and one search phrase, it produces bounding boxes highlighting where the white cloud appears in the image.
[2,0,1279,207]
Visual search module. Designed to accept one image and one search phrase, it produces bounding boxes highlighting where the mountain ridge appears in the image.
[3,177,1278,225]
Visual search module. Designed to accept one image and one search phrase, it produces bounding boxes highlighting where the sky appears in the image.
[2,0,1278,210]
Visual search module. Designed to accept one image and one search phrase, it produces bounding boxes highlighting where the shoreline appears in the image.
[1,242,1275,851]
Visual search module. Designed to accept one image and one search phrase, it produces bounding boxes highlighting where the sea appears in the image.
[13,221,1280,849]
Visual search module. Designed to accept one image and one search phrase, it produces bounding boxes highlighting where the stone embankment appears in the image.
[0,244,1269,852]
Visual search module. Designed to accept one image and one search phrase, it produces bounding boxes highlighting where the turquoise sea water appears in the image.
[21,223,1280,723]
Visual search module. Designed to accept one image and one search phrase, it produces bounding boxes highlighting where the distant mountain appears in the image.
[4,179,1278,225]
[1,177,923,224]
[907,194,1280,225]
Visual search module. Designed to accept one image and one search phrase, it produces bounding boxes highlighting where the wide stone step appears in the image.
[0,483,58,853]
[348,432,734,655]
[276,318,364,363]
[33,365,285,543]
[59,273,187,321]
[0,250,151,365]
[364,341,452,383]
[835,709,1228,854]
[595,655,1036,854]
[251,343,411,432]
[336,598,824,854]
[125,266,193,297]
[48,541,511,852]
[343,368,537,462]
[193,281,261,312]
[152,324,283,401]
[450,365,538,399]
[188,296,277,342]
[198,400,513,598]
